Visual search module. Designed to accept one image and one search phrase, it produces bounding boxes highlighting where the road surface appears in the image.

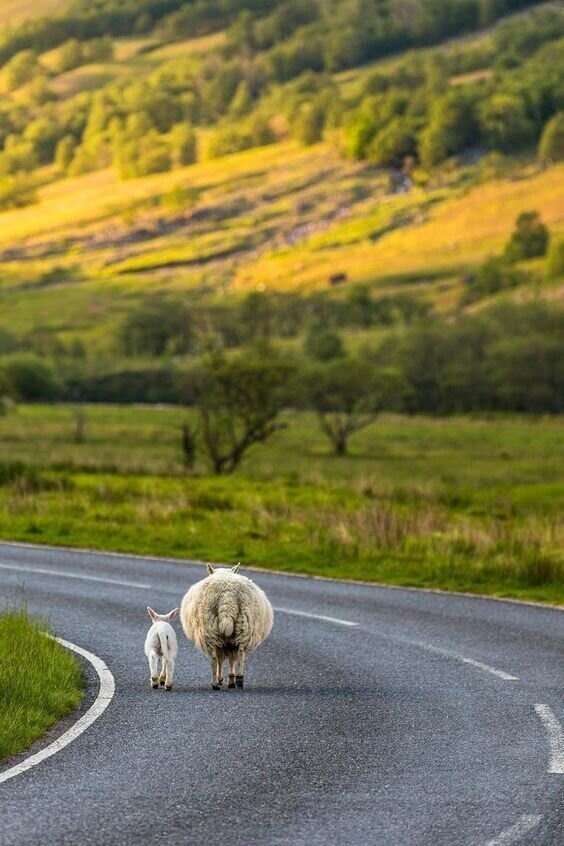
[0,541,562,845]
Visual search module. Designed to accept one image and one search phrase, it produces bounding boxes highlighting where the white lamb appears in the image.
[180,564,273,690]
[144,607,178,691]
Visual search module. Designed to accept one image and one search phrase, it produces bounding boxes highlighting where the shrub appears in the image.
[546,239,564,279]
[504,211,550,262]
[3,354,60,401]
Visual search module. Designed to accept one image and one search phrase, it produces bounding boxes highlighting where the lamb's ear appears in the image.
[147,606,157,621]
[231,563,241,574]
[206,563,215,575]
[165,608,178,621]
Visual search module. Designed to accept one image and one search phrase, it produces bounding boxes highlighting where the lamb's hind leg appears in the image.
[235,649,245,690]
[148,650,160,689]
[164,658,174,692]
[228,653,237,688]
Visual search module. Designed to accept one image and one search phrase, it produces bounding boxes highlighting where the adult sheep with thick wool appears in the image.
[180,563,273,690]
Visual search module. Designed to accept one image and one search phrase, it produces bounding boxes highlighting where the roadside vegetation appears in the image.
[0,609,83,760]
[0,406,562,605]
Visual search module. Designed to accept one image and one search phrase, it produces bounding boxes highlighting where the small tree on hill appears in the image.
[504,211,549,263]
[195,348,293,474]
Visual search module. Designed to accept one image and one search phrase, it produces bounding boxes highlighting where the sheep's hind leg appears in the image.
[228,654,237,688]
[211,653,223,691]
[235,650,245,690]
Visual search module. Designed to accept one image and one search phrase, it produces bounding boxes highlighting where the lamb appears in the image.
[144,607,178,691]
[180,564,273,691]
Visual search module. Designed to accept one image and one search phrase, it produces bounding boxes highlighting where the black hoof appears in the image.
[165,685,172,692]
[228,674,236,689]
[211,683,221,690]
[151,683,159,689]
[235,675,244,689]
[159,680,165,687]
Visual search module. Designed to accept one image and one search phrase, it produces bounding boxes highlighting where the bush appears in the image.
[3,354,60,401]
[304,327,345,361]
[463,256,529,304]
[504,211,550,262]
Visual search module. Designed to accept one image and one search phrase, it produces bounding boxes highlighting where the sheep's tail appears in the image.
[158,630,171,660]
[217,595,238,638]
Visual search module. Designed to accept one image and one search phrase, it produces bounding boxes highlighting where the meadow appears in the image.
[0,608,83,760]
[0,404,562,604]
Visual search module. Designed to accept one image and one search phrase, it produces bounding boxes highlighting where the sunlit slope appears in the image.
[0,141,562,352]
[0,0,62,26]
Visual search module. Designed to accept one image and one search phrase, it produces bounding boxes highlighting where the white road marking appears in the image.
[274,607,358,627]
[534,704,564,774]
[0,562,151,590]
[0,637,115,786]
[484,814,542,846]
[407,638,519,681]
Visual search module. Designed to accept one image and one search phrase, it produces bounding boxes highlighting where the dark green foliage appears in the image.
[3,354,60,401]
[304,326,345,361]
[538,113,564,163]
[194,347,294,473]
[462,256,529,304]
[120,297,194,356]
[504,211,549,262]
[302,358,406,454]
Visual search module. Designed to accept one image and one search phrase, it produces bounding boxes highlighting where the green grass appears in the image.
[0,405,562,604]
[0,609,83,761]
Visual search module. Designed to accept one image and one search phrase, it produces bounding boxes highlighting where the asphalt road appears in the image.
[0,541,562,846]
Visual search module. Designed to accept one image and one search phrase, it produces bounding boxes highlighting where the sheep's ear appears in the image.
[231,563,241,574]
[206,563,215,575]
[147,607,157,621]
[165,608,178,621]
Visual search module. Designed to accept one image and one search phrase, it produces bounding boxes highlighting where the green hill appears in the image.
[0,0,562,406]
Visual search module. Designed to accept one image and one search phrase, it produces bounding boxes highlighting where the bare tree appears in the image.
[304,359,406,456]
[195,349,292,475]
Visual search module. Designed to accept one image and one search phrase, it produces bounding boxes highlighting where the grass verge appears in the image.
[0,610,83,761]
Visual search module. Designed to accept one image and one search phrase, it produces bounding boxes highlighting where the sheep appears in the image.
[144,607,178,691]
[180,564,273,691]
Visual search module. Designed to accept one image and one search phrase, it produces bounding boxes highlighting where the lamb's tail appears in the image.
[158,630,171,660]
[217,595,238,639]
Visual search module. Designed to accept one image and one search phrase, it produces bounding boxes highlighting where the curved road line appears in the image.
[0,637,115,786]
[485,814,542,846]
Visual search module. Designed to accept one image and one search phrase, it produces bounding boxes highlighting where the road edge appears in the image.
[0,636,115,786]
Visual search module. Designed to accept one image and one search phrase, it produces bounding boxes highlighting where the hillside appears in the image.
[0,0,562,401]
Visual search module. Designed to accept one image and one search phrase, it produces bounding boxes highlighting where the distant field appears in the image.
[0,405,562,604]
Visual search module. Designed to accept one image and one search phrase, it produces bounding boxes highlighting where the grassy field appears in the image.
[0,0,61,26]
[0,404,562,604]
[0,609,83,761]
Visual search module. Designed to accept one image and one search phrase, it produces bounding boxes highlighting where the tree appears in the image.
[55,135,77,172]
[418,90,478,168]
[195,349,293,475]
[479,94,535,152]
[54,39,84,74]
[303,358,405,455]
[538,113,564,164]
[4,50,40,90]
[367,117,418,168]
[120,297,194,356]
[304,326,345,361]
[3,354,60,401]
[169,123,197,167]
[505,211,550,263]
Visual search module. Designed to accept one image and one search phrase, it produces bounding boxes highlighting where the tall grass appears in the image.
[0,610,83,760]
